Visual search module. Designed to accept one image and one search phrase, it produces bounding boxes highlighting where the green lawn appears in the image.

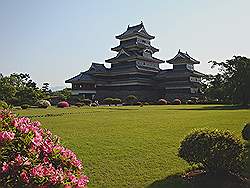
[15,105,250,188]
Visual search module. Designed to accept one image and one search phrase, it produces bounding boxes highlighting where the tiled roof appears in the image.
[88,63,107,73]
[65,72,94,83]
[167,50,200,64]
[65,63,107,83]
[116,22,155,40]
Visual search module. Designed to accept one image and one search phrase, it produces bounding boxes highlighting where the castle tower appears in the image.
[105,22,164,72]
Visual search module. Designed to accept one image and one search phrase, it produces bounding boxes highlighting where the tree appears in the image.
[207,56,250,105]
[203,74,227,103]
[0,73,44,105]
[52,88,71,101]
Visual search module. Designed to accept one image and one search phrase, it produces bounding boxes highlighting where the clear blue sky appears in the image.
[0,0,250,89]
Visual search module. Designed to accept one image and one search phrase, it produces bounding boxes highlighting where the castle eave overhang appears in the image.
[105,56,164,64]
[111,44,159,53]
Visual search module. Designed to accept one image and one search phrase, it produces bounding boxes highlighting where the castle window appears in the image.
[186,64,194,71]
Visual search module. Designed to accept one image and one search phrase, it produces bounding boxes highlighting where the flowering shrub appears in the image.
[0,110,89,187]
[36,100,51,108]
[57,101,70,108]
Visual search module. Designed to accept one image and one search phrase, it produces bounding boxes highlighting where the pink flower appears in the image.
[31,164,44,177]
[77,175,89,187]
[15,154,23,166]
[0,112,89,187]
[50,174,59,185]
[71,159,83,170]
[41,139,54,154]
[69,174,78,184]
[1,162,9,173]
[0,131,15,142]
[32,131,43,146]
[43,157,49,164]
[20,171,29,183]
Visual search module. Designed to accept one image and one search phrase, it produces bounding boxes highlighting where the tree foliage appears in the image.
[205,56,250,105]
[52,88,71,101]
[0,73,44,105]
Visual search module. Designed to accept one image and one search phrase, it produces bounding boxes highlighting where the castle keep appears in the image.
[66,22,204,101]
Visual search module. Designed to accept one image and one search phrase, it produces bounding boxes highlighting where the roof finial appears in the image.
[127,24,130,29]
[141,21,143,25]
[186,51,188,54]
[178,49,181,53]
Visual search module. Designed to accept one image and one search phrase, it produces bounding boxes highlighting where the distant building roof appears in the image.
[65,63,107,83]
[156,68,205,79]
[167,50,200,64]
[116,22,155,40]
[88,63,107,73]
[65,72,94,83]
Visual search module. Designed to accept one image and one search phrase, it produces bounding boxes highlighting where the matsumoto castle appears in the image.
[66,22,204,101]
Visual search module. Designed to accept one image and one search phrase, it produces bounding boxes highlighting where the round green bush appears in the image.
[125,95,138,105]
[36,100,51,108]
[134,101,142,106]
[242,123,250,141]
[83,99,92,106]
[75,102,84,107]
[172,99,181,105]
[103,98,113,106]
[112,98,121,106]
[158,99,168,105]
[90,102,97,107]
[21,104,30,109]
[178,128,247,175]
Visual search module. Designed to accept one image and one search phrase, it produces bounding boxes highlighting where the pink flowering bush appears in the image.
[0,110,89,187]
[58,101,70,108]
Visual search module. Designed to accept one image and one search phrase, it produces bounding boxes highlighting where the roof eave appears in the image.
[115,33,155,40]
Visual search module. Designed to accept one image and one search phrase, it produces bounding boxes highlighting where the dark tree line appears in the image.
[0,73,71,106]
[204,56,250,106]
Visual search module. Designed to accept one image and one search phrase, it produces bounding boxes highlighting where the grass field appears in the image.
[15,105,250,188]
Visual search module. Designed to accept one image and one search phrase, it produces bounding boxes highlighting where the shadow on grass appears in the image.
[148,173,249,188]
[148,146,250,188]
[162,105,250,111]
[147,174,188,188]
